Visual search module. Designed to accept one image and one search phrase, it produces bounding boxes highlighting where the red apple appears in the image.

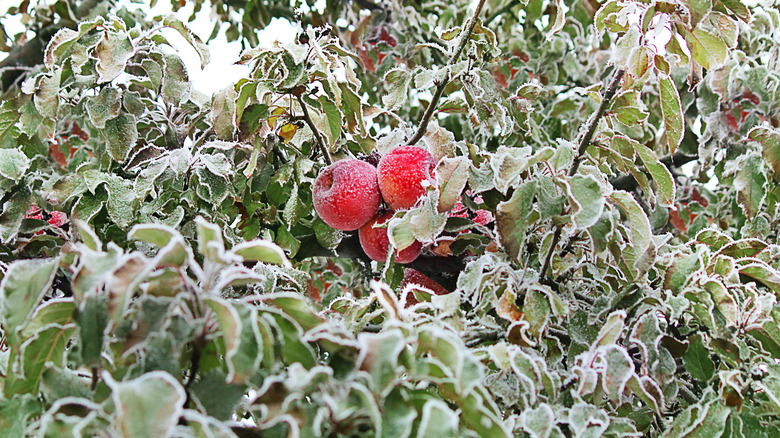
[377,146,436,210]
[359,210,421,263]
[313,159,382,231]
[401,268,451,305]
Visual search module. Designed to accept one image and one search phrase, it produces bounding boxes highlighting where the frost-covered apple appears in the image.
[313,159,382,231]
[358,210,421,263]
[377,146,436,210]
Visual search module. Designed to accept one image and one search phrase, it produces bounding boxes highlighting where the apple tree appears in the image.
[1,0,779,436]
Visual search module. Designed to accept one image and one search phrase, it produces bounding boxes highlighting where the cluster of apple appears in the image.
[313,145,435,264]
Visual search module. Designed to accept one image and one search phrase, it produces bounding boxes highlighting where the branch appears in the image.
[295,94,332,165]
[570,69,626,178]
[407,0,488,146]
[485,0,523,26]
[540,68,625,280]
[0,0,104,92]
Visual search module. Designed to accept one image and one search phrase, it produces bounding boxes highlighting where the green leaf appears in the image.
[95,31,134,83]
[357,329,406,397]
[634,140,676,207]
[161,15,210,68]
[231,240,291,267]
[436,157,470,213]
[107,371,186,438]
[205,298,262,383]
[102,113,138,163]
[683,27,728,70]
[382,67,412,110]
[734,154,766,218]
[415,399,460,438]
[75,292,109,367]
[684,336,715,382]
[0,257,60,346]
[5,323,76,396]
[0,148,30,182]
[496,180,536,262]
[0,394,40,438]
[568,175,605,229]
[128,223,182,248]
[611,191,653,261]
[748,126,780,181]
[85,87,122,129]
[190,371,246,421]
[196,216,226,262]
[161,54,191,105]
[658,74,684,156]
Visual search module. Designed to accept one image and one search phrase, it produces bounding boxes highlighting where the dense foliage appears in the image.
[1,0,779,436]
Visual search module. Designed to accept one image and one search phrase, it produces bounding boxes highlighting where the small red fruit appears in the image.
[401,268,451,305]
[313,159,382,231]
[359,210,421,263]
[377,146,436,210]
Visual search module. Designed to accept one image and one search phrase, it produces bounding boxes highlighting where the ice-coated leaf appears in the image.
[212,85,238,140]
[4,323,76,396]
[95,31,133,84]
[683,0,713,28]
[44,18,103,67]
[415,399,459,438]
[497,180,536,262]
[519,403,558,438]
[189,371,246,421]
[128,223,182,248]
[734,154,766,218]
[85,87,121,129]
[611,191,652,260]
[602,346,634,403]
[633,139,676,207]
[20,299,75,340]
[658,73,684,156]
[205,298,262,383]
[595,310,626,347]
[491,146,554,194]
[748,126,780,181]
[102,113,138,163]
[161,15,210,68]
[382,67,412,110]
[567,175,605,230]
[161,54,191,105]
[105,176,137,229]
[199,153,233,178]
[436,156,470,213]
[261,293,325,332]
[0,148,30,182]
[0,257,60,346]
[319,96,342,147]
[75,292,108,366]
[107,371,186,438]
[0,394,39,437]
[664,398,730,437]
[545,0,566,39]
[683,27,728,70]
[195,216,226,262]
[357,329,406,397]
[231,240,291,267]
[685,336,715,382]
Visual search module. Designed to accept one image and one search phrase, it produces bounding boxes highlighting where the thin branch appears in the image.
[540,68,625,281]
[485,0,523,26]
[296,94,332,165]
[570,69,626,178]
[407,0,488,146]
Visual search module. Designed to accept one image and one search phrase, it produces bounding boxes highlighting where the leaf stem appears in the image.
[540,68,625,281]
[296,94,332,165]
[407,0,488,146]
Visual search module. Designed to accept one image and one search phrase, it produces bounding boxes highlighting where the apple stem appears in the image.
[296,94,332,165]
[407,0,488,147]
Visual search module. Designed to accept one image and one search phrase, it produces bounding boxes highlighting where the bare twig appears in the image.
[296,94,332,165]
[407,0,488,146]
[540,68,625,281]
